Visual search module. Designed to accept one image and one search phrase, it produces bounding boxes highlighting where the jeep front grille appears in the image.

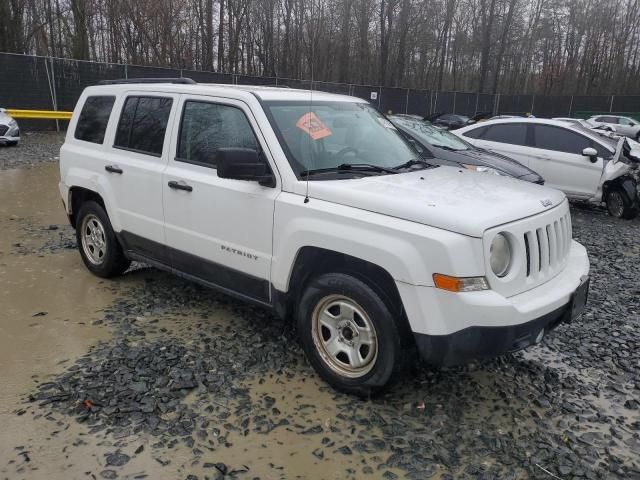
[523,212,571,278]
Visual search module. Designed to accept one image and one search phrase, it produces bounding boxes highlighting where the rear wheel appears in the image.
[75,201,130,277]
[297,272,405,396]
[605,187,639,219]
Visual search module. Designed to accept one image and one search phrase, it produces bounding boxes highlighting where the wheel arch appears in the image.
[283,246,415,344]
[602,175,638,204]
[68,187,107,228]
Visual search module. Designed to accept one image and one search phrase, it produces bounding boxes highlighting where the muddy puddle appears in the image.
[2,161,639,479]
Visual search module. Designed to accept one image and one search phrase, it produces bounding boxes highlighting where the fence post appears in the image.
[124,63,128,79]
[568,95,573,116]
[494,94,501,115]
[609,95,614,112]
[405,89,409,114]
[452,92,457,114]
[47,56,60,132]
[474,93,479,116]
[531,95,535,115]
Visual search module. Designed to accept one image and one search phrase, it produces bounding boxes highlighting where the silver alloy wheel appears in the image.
[311,294,378,378]
[80,214,107,265]
[607,190,625,218]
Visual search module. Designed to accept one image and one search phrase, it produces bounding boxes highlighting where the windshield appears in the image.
[392,117,471,151]
[264,101,417,178]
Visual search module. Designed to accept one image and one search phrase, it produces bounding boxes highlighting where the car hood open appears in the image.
[302,166,566,237]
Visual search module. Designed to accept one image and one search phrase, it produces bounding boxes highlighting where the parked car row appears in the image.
[454,118,640,219]
[389,115,544,184]
[387,112,639,219]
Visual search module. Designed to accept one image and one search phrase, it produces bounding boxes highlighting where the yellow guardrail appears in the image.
[7,109,73,120]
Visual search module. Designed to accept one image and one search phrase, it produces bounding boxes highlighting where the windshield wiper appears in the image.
[433,144,464,152]
[392,158,436,170]
[300,163,398,177]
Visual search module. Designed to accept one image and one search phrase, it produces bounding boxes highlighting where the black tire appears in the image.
[75,200,130,277]
[297,272,405,396]
[605,187,639,220]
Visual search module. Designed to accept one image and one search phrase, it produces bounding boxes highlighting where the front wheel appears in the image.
[605,187,639,219]
[297,273,405,396]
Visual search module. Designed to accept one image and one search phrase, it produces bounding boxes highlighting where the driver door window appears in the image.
[176,101,258,169]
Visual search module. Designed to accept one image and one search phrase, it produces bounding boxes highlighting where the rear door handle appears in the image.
[105,165,123,174]
[168,180,193,192]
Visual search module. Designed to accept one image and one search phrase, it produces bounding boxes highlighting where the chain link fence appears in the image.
[1,52,639,130]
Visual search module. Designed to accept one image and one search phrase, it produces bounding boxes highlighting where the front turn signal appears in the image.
[433,274,489,292]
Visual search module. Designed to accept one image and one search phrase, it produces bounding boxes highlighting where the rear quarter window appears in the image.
[462,126,488,139]
[482,123,528,146]
[74,96,115,144]
[114,96,173,156]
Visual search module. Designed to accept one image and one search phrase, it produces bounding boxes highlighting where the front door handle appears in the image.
[105,165,123,174]
[168,180,193,192]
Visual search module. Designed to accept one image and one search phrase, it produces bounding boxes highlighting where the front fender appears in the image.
[271,193,486,292]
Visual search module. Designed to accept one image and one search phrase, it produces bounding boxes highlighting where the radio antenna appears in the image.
[304,0,314,204]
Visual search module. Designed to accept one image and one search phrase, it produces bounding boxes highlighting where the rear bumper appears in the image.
[413,302,570,366]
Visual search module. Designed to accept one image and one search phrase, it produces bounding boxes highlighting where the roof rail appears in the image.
[98,77,196,85]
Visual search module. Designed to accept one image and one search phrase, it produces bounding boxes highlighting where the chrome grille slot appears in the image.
[523,212,572,278]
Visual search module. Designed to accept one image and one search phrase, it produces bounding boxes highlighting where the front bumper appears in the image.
[396,240,590,365]
[414,301,571,366]
[0,125,20,143]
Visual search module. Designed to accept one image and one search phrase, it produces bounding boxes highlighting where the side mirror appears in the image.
[582,147,598,163]
[216,148,275,187]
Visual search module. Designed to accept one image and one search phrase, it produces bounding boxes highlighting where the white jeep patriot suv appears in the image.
[59,78,590,395]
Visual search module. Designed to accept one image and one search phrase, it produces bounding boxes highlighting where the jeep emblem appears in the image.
[540,199,553,207]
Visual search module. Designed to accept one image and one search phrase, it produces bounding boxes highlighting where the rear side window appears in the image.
[177,101,258,168]
[597,116,617,124]
[482,123,528,146]
[114,96,173,156]
[532,125,591,155]
[75,96,115,144]
[462,126,488,139]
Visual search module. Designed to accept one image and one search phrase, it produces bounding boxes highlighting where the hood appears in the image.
[303,166,565,237]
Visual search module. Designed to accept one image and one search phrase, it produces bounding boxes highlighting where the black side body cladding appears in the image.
[117,231,271,306]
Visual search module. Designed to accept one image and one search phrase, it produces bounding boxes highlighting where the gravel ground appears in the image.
[0,132,64,170]
[2,134,640,479]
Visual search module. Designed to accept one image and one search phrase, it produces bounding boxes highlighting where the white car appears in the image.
[587,115,640,141]
[0,108,20,145]
[59,79,590,395]
[455,118,640,219]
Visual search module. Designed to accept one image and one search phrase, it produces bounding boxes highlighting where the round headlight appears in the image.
[490,233,511,277]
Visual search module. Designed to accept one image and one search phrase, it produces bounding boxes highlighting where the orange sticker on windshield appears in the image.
[296,112,332,140]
